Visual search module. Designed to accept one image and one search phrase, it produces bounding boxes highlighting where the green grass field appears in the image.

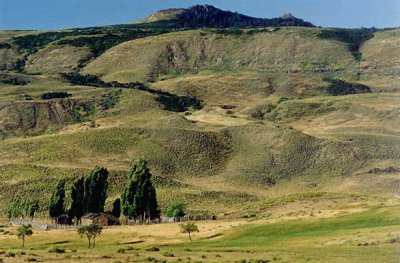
[0,204,398,262]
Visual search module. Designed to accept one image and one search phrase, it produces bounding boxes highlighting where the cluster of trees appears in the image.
[40,91,71,100]
[61,72,147,89]
[174,5,315,28]
[318,28,379,60]
[7,198,40,221]
[48,159,160,225]
[12,31,74,54]
[61,72,202,112]
[11,159,202,248]
[49,167,110,224]
[121,159,160,222]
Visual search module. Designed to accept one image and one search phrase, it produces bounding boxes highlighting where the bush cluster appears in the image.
[40,92,71,100]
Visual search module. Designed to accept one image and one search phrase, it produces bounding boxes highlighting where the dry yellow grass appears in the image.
[25,44,93,74]
[83,28,355,83]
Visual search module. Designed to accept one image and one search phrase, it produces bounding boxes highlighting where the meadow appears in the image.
[0,199,398,263]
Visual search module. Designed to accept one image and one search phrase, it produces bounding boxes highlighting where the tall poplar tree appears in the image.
[111,198,121,218]
[49,179,66,222]
[69,176,85,224]
[84,167,109,213]
[121,159,160,222]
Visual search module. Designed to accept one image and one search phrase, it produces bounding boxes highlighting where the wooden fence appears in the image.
[11,214,217,228]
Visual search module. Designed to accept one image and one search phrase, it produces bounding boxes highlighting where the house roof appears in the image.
[82,213,119,221]
[82,213,101,219]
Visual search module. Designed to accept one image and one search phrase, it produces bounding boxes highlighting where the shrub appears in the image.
[0,78,29,85]
[146,247,160,252]
[40,92,71,100]
[5,251,16,257]
[61,72,106,87]
[161,251,174,257]
[97,90,121,111]
[48,247,65,253]
[166,202,186,218]
[250,104,275,120]
[25,257,38,262]
[16,94,33,101]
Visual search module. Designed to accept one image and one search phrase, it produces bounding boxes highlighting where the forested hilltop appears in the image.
[144,4,315,28]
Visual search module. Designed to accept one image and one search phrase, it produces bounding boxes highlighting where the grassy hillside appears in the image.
[25,44,93,74]
[0,7,399,262]
[83,28,356,83]
[0,14,398,219]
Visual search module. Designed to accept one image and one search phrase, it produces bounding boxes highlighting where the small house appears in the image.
[81,213,119,226]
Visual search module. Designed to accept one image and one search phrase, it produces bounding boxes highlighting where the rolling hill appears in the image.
[0,4,398,218]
